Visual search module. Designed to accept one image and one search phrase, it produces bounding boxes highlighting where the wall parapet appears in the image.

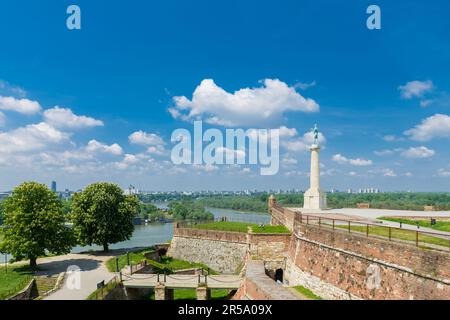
[173,225,248,244]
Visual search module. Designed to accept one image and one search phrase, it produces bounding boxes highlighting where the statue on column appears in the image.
[312,124,319,146]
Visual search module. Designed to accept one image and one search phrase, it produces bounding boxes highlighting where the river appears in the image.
[2,207,270,261]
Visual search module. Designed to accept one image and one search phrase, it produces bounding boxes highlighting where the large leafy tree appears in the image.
[0,182,74,268]
[71,182,139,252]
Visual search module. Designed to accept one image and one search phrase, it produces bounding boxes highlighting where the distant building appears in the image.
[51,181,57,193]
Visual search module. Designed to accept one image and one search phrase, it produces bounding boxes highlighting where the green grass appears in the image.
[335,224,450,248]
[0,265,33,300]
[292,286,322,300]
[380,217,450,232]
[191,221,290,234]
[86,278,120,300]
[148,289,230,300]
[105,249,217,274]
[147,256,218,274]
[106,247,155,272]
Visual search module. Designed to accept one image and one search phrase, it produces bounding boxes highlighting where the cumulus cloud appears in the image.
[404,114,450,141]
[43,107,104,129]
[400,146,435,159]
[398,80,434,99]
[0,80,27,97]
[375,146,435,159]
[437,168,450,177]
[169,79,319,126]
[382,168,397,177]
[129,130,164,146]
[0,122,69,153]
[282,131,326,152]
[0,96,41,115]
[86,140,123,155]
[332,154,373,166]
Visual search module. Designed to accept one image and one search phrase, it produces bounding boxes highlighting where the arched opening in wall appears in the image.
[275,269,283,283]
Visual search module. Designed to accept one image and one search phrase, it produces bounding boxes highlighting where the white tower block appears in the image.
[303,140,327,210]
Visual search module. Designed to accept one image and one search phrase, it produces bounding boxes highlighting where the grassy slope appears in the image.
[0,266,33,300]
[292,286,322,300]
[191,221,290,234]
[105,247,216,273]
[380,217,450,232]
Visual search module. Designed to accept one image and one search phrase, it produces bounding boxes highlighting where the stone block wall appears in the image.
[285,223,450,300]
[168,229,248,274]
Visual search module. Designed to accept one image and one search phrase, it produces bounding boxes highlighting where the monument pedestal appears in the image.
[303,188,327,210]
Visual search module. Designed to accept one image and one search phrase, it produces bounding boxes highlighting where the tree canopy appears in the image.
[71,182,139,251]
[0,182,74,268]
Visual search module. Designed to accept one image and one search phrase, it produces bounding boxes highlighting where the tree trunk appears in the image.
[29,257,37,270]
[103,243,109,252]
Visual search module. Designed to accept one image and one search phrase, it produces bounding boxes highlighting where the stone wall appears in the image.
[233,261,298,300]
[285,223,450,300]
[168,228,248,274]
[7,279,38,300]
[248,233,291,276]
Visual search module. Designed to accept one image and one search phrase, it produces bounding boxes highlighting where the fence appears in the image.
[88,275,120,300]
[296,213,450,251]
[3,276,33,300]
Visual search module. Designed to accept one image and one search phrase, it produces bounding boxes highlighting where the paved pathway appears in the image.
[40,252,117,300]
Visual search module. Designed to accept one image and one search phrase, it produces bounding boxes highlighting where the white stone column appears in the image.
[303,144,327,210]
[310,145,320,190]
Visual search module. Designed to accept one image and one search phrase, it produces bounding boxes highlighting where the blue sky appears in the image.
[0,0,450,191]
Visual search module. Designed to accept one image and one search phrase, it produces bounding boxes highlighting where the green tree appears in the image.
[0,182,74,269]
[71,182,139,252]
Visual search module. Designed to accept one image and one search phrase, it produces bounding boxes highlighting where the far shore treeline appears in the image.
[138,192,450,212]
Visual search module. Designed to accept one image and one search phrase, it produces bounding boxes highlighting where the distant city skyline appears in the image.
[1,1,450,191]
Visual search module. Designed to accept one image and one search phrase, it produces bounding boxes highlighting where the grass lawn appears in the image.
[105,248,216,274]
[0,265,33,300]
[106,247,155,272]
[191,221,290,234]
[148,288,230,300]
[335,224,450,248]
[292,286,322,300]
[380,217,450,233]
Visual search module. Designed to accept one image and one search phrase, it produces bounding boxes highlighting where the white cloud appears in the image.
[374,149,395,156]
[437,169,450,177]
[86,140,123,155]
[0,122,69,153]
[398,80,434,99]
[294,80,316,90]
[0,96,41,115]
[0,80,27,97]
[169,79,319,126]
[282,131,326,152]
[278,126,298,138]
[383,135,404,142]
[43,107,104,129]
[129,130,164,146]
[382,168,397,177]
[281,156,298,166]
[0,112,4,127]
[404,114,450,141]
[332,154,373,166]
[401,146,435,159]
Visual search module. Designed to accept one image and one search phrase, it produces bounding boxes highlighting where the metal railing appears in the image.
[296,213,450,251]
[90,275,120,300]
